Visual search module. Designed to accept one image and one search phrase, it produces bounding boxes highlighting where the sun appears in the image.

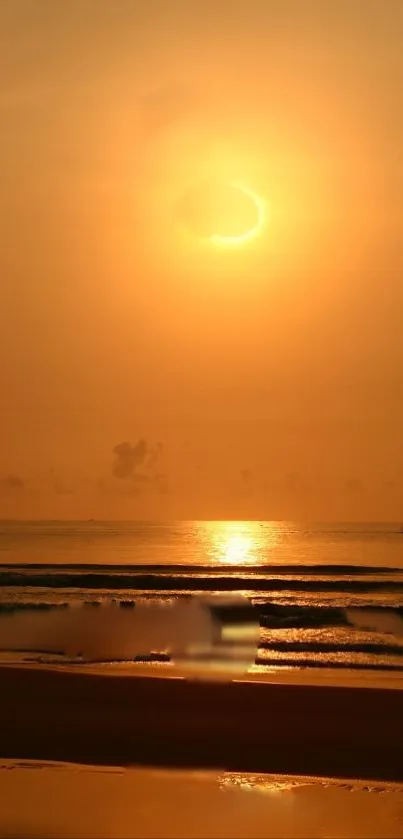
[210,182,267,248]
[176,179,268,248]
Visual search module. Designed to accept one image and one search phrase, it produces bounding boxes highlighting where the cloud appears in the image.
[111,439,167,494]
[0,470,75,497]
[131,472,150,484]
[0,474,25,491]
[112,440,148,479]
[145,442,163,469]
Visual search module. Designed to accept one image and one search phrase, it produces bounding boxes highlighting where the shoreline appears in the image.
[1,663,402,781]
[1,761,403,838]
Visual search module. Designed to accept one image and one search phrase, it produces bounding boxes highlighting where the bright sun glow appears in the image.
[197,521,282,566]
[209,182,267,248]
[175,177,268,250]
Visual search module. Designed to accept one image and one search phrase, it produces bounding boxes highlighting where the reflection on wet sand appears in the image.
[1,761,403,839]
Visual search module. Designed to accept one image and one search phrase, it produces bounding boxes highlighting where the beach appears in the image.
[1,522,403,835]
[0,663,402,782]
[2,760,403,839]
[1,665,403,838]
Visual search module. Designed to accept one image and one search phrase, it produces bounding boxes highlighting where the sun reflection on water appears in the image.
[197,521,282,566]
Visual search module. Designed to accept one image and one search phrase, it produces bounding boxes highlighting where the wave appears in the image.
[259,640,403,655]
[254,657,403,671]
[258,602,403,627]
[1,598,402,673]
[1,569,402,593]
[0,562,400,575]
[1,598,402,629]
[1,560,402,674]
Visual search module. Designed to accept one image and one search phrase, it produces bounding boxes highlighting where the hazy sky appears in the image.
[1,0,403,520]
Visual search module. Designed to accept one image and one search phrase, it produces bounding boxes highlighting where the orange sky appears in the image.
[1,0,403,520]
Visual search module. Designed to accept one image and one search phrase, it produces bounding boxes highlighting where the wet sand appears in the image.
[0,664,402,781]
[1,760,403,838]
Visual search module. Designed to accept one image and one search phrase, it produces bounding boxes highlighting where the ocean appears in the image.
[1,520,403,674]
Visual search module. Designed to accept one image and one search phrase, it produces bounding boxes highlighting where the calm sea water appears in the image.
[1,520,403,567]
[1,520,403,673]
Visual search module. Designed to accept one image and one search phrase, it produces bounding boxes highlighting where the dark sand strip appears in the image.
[0,666,402,781]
